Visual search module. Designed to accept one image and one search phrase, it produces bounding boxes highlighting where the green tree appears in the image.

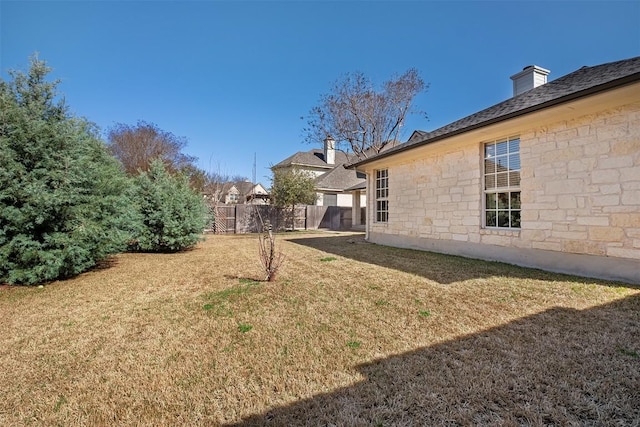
[130,159,207,252]
[270,168,317,230]
[0,55,137,285]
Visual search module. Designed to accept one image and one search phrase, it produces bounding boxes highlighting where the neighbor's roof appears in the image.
[272,149,352,169]
[351,56,640,168]
[314,166,366,192]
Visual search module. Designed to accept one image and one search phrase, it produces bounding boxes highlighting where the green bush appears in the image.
[0,56,138,285]
[129,159,207,252]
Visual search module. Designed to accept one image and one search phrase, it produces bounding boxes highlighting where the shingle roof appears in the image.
[314,166,366,192]
[272,149,352,169]
[351,56,640,168]
[234,181,257,195]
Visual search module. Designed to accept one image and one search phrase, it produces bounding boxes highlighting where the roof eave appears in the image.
[349,72,640,169]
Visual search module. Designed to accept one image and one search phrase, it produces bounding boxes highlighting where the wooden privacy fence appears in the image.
[207,205,363,234]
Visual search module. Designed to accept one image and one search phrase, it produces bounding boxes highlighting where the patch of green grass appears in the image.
[238,323,253,333]
[375,300,390,306]
[419,309,431,318]
[53,395,67,412]
[346,340,361,349]
[202,278,260,309]
[320,256,338,262]
[618,347,639,358]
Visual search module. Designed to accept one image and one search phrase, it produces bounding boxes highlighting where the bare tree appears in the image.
[304,69,427,159]
[107,120,197,175]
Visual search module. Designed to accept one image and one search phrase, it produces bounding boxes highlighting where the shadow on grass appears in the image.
[286,233,636,287]
[226,294,640,426]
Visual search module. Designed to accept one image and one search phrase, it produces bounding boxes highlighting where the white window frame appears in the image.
[483,136,521,229]
[375,169,389,223]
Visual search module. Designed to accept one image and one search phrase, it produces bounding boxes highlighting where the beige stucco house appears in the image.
[351,56,640,284]
[272,137,366,209]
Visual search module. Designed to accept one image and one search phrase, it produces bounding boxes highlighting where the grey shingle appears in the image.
[272,149,352,169]
[351,56,640,168]
[314,167,366,192]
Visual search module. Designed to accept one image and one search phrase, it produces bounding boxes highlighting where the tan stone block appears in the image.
[622,191,640,206]
[452,234,469,242]
[521,210,539,221]
[577,216,609,226]
[619,166,639,182]
[598,156,634,169]
[591,169,620,184]
[539,210,566,221]
[551,229,588,240]
[562,240,606,256]
[589,226,625,242]
[481,234,511,246]
[611,213,640,227]
[599,184,622,195]
[584,141,610,156]
[590,195,620,206]
[610,139,639,156]
[558,195,577,209]
[545,179,584,195]
[520,229,547,242]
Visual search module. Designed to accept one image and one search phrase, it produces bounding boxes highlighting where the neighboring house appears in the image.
[272,137,366,210]
[224,181,270,205]
[350,56,640,284]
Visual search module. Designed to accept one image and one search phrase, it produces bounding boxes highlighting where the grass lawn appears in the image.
[1,232,639,426]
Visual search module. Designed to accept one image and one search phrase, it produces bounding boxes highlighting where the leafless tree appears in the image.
[304,69,427,159]
[107,120,197,175]
[255,211,284,282]
[202,165,248,233]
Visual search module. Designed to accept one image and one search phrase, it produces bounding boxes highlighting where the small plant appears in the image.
[419,309,431,317]
[375,300,390,306]
[203,304,214,311]
[257,219,285,282]
[238,323,253,333]
[320,257,337,262]
[347,340,361,349]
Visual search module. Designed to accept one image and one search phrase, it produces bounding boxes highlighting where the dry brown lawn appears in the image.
[1,232,639,426]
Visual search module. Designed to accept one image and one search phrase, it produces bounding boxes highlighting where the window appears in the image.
[375,169,389,223]
[484,137,521,229]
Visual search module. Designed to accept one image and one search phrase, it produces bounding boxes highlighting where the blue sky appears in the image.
[2,1,639,183]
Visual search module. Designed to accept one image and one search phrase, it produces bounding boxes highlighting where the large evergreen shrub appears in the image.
[0,56,137,285]
[129,159,207,252]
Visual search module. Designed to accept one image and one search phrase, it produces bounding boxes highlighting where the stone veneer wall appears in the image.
[367,101,640,282]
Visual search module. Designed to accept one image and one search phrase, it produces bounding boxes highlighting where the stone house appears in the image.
[350,56,640,283]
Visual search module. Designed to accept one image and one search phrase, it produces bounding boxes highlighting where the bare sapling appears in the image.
[254,206,285,281]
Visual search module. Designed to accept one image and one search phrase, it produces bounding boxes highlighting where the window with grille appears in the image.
[375,169,388,223]
[483,137,521,229]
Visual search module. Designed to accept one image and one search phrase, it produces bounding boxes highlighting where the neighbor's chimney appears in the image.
[510,65,550,97]
[324,136,335,165]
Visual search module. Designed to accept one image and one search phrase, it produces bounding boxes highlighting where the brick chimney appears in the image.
[324,136,335,165]
[510,65,550,96]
